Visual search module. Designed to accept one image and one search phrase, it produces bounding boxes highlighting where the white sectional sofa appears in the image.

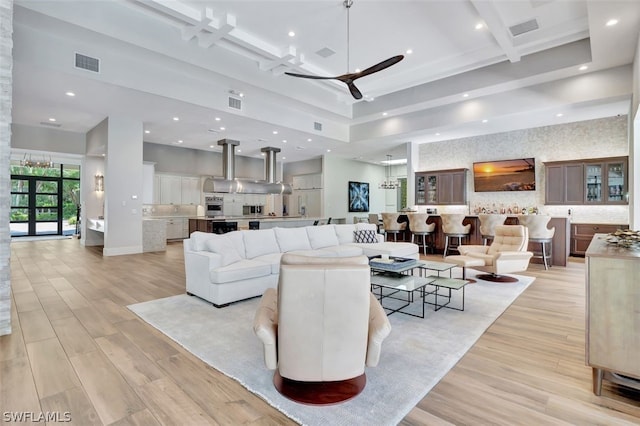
[183,223,418,307]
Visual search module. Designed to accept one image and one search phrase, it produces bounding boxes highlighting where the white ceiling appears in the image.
[10,0,640,165]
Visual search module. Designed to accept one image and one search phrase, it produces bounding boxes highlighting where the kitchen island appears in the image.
[188,216,345,234]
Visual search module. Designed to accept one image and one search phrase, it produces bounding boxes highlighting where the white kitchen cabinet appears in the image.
[223,194,243,216]
[159,175,182,205]
[181,177,201,205]
[291,189,322,217]
[153,175,161,204]
[293,173,322,190]
[166,218,184,239]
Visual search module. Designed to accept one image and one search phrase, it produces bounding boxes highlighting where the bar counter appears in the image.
[395,214,570,267]
[188,216,344,233]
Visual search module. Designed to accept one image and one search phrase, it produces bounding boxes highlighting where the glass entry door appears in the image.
[11,176,61,236]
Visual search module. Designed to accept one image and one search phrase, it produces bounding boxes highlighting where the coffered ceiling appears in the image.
[10,0,640,164]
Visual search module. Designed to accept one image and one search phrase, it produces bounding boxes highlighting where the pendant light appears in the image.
[379,154,400,189]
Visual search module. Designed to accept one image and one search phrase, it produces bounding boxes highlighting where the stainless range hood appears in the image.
[202,140,292,195]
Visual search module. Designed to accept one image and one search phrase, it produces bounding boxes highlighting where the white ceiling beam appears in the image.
[470,0,521,63]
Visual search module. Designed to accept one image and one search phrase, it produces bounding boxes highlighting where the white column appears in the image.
[406,141,419,208]
[103,116,144,256]
[0,0,13,336]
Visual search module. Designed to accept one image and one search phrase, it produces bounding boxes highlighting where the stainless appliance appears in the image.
[242,205,263,216]
[205,195,224,217]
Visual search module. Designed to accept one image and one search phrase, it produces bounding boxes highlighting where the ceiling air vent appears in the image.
[509,19,539,37]
[315,47,336,58]
[314,122,322,131]
[75,53,100,73]
[228,97,242,110]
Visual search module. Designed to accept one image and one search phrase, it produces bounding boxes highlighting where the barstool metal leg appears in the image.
[443,235,449,258]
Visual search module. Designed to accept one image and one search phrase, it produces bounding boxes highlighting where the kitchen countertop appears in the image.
[188,216,308,221]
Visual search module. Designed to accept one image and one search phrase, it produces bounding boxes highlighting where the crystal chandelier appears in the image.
[379,154,400,189]
[20,153,54,168]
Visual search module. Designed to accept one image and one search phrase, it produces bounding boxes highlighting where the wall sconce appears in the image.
[95,174,104,192]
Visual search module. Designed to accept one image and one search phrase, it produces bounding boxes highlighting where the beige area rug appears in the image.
[128,270,535,426]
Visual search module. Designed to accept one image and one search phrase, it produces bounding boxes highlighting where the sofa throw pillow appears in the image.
[274,227,312,252]
[354,229,378,244]
[204,236,243,266]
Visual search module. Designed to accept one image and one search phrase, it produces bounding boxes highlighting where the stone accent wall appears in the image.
[0,0,13,336]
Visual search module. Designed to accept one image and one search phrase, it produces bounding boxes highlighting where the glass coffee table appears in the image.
[417,260,457,278]
[369,257,429,318]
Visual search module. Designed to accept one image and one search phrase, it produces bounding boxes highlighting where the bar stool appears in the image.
[441,214,471,257]
[408,213,436,255]
[381,213,406,242]
[368,213,383,232]
[478,214,507,245]
[517,215,554,270]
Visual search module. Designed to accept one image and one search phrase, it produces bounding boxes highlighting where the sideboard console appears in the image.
[585,234,640,395]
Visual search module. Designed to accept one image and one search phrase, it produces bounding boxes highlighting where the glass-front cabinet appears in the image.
[545,156,627,205]
[415,169,467,205]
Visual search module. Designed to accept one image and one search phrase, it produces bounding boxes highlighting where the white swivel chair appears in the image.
[253,254,392,405]
[381,213,407,242]
[517,215,555,270]
[441,214,471,257]
[408,213,436,255]
[478,214,507,245]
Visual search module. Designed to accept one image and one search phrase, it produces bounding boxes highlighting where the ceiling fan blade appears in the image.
[346,82,363,100]
[284,72,337,80]
[352,55,404,80]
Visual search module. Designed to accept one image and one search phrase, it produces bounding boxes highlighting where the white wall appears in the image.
[323,155,389,223]
[418,116,629,224]
[104,116,143,256]
[81,155,105,247]
[11,123,86,154]
[630,32,640,229]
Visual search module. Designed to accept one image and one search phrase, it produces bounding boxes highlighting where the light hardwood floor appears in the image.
[1,239,639,425]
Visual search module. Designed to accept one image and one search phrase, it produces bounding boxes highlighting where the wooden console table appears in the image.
[585,234,640,395]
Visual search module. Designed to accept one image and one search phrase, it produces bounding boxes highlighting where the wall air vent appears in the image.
[509,19,539,37]
[39,121,61,128]
[228,97,242,110]
[314,122,322,131]
[75,53,100,73]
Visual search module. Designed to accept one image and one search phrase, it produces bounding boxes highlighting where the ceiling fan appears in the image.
[284,0,404,100]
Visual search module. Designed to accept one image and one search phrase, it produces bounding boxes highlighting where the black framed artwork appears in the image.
[348,181,370,212]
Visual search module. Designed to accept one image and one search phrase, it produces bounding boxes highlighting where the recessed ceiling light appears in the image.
[355,68,361,73]
[606,19,619,27]
[209,145,215,148]
[261,152,265,156]
[173,117,179,121]
[282,156,286,160]
[237,149,242,153]
[144,130,150,134]
[579,65,588,71]
[382,112,388,116]
[288,31,295,37]
[475,22,484,30]
[239,93,244,97]
[214,117,221,121]
[462,93,469,98]
[101,153,106,157]
[220,127,225,130]
[273,130,278,135]
[435,133,440,136]
[307,138,312,142]
[556,113,564,117]
[282,139,287,143]
[406,49,413,55]
[48,118,56,122]
[482,119,488,123]
[65,91,75,97]
[327,149,331,152]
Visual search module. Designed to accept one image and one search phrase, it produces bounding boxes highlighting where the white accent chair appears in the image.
[446,225,533,282]
[253,254,392,405]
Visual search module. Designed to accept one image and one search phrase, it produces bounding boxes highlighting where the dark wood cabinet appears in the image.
[570,223,628,256]
[545,157,628,205]
[416,169,467,205]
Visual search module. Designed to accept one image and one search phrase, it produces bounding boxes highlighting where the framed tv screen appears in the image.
[473,158,536,192]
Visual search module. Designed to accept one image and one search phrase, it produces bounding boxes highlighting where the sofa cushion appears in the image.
[288,249,337,257]
[319,245,364,257]
[204,236,242,266]
[273,227,312,252]
[210,259,272,284]
[253,252,283,274]
[306,225,339,249]
[242,229,280,259]
[349,242,418,258]
[225,231,246,259]
[356,223,378,232]
[191,231,217,252]
[334,224,357,244]
[354,229,378,244]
